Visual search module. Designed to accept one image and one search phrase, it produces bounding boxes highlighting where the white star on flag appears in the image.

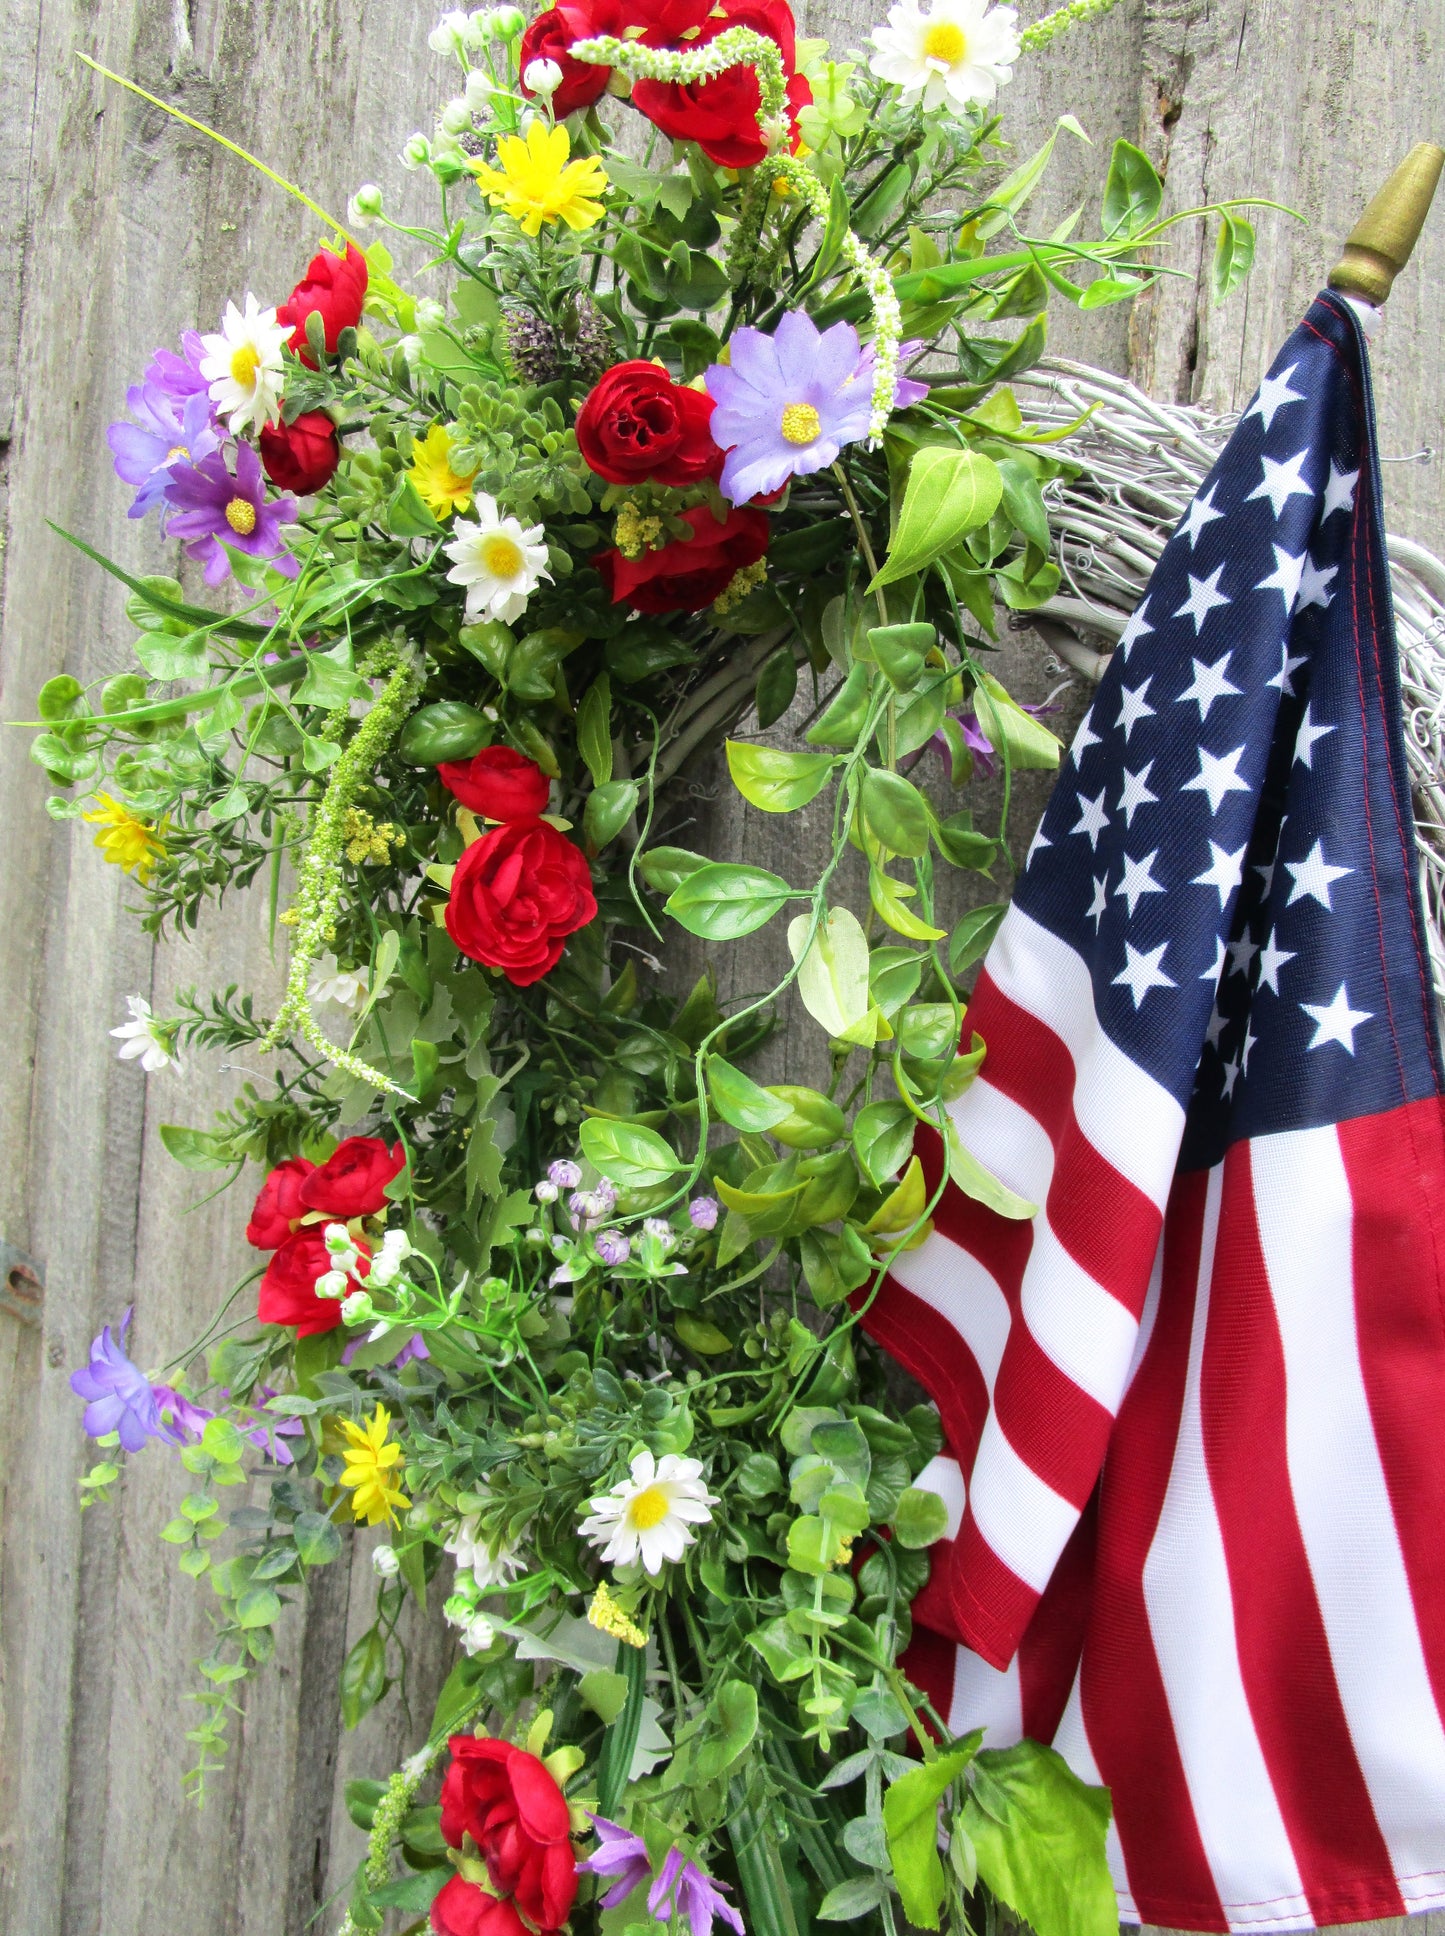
[1071,790,1110,849]
[1300,982,1373,1053]
[1298,556,1338,610]
[1255,544,1306,611]
[1293,703,1336,769]
[1257,929,1296,994]
[1112,939,1175,1008]
[1243,362,1306,430]
[1116,677,1156,740]
[1118,761,1159,827]
[1201,936,1228,985]
[1116,596,1154,657]
[1086,876,1108,930]
[1241,1020,1259,1073]
[1246,449,1315,519]
[1174,564,1233,635]
[1181,483,1226,548]
[1322,460,1359,520]
[1071,709,1101,765]
[1192,840,1247,907]
[1204,999,1227,1045]
[1284,837,1353,910]
[1266,644,1308,696]
[1221,1053,1242,1099]
[1115,849,1166,918]
[1228,928,1260,977]
[1183,743,1251,814]
[1177,653,1242,721]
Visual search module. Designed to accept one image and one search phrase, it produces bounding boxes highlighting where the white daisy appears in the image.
[309,954,370,1012]
[443,495,551,625]
[869,0,1020,113]
[446,1509,525,1589]
[110,995,182,1075]
[198,294,292,434]
[579,1449,717,1576]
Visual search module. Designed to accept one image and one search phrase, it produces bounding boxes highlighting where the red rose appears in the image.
[632,0,809,169]
[256,1228,369,1335]
[518,0,615,117]
[246,1156,317,1249]
[597,503,769,613]
[299,1136,406,1219]
[438,746,551,820]
[439,1737,577,1933]
[277,243,368,367]
[576,361,722,487]
[432,1876,530,1936]
[259,411,341,494]
[445,819,597,987]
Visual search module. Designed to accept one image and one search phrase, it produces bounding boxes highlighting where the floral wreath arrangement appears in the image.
[42,4,1267,1932]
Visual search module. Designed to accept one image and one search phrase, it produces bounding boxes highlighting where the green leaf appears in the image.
[872,447,1003,589]
[748,1613,813,1682]
[294,1511,343,1566]
[38,674,86,720]
[1101,138,1163,238]
[1078,272,1145,311]
[764,1085,846,1150]
[577,674,614,787]
[584,778,640,850]
[340,1625,389,1730]
[806,663,873,747]
[965,1740,1117,1936]
[369,1870,449,1912]
[893,1485,950,1548]
[870,945,924,1018]
[158,1123,235,1172]
[636,845,707,896]
[755,646,798,728]
[882,1748,978,1928]
[798,1224,873,1306]
[708,1055,792,1132]
[666,863,793,939]
[387,473,443,537]
[398,700,489,765]
[695,1679,759,1780]
[579,1117,681,1190]
[996,458,1052,552]
[971,676,1062,771]
[867,622,933,692]
[675,1313,734,1356]
[579,1667,630,1724]
[235,1584,282,1630]
[975,115,1088,239]
[949,902,1007,976]
[201,1416,245,1465]
[294,643,370,710]
[932,810,998,873]
[135,629,209,681]
[1212,209,1256,302]
[817,1876,891,1921]
[596,1636,648,1819]
[345,1778,387,1832]
[788,905,873,1041]
[853,1101,916,1185]
[860,767,931,858]
[945,1121,1036,1220]
[429,1655,488,1743]
[726,741,836,814]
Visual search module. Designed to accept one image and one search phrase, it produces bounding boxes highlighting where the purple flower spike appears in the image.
[580,1816,653,1908]
[649,1849,746,1936]
[70,1309,170,1454]
[108,386,222,526]
[688,1196,719,1232]
[706,311,877,506]
[164,441,299,587]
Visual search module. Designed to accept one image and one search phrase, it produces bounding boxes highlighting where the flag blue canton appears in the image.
[1012,292,1441,1168]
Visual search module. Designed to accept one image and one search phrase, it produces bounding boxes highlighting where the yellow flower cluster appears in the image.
[82,793,167,883]
[712,558,768,616]
[343,808,401,865]
[587,1580,648,1649]
[338,1404,410,1529]
[612,501,665,561]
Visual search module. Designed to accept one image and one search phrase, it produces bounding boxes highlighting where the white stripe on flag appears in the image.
[1252,1125,1445,1881]
[1141,1165,1310,1926]
[1053,1674,1136,1920]
[946,1075,1056,1203]
[982,904,1185,1209]
[1022,1217,1141,1410]
[945,1642,1023,1747]
[969,1415,1079,1593]
[884,1231,1012,1396]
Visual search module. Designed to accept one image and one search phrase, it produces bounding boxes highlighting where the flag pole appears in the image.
[1329,142,1445,305]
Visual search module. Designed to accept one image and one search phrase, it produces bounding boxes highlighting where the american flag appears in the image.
[863,291,1445,1932]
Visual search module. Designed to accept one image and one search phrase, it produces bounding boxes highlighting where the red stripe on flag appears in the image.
[1342,1096,1445,1730]
[864,1277,992,1478]
[1081,1170,1224,1930]
[899,1621,959,1735]
[1044,1131,1162,1320]
[1202,1140,1400,1923]
[992,1323,1112,1508]
[1018,1495,1096,1743]
[948,1511,1041,1671]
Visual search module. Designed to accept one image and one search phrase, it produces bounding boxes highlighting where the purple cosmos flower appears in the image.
[706,311,875,505]
[142,330,212,408]
[594,1229,632,1267]
[108,385,222,525]
[649,1849,746,1936]
[580,1817,653,1908]
[340,1331,431,1372]
[70,1309,170,1453]
[931,687,1065,778]
[164,441,299,587]
[688,1196,719,1232]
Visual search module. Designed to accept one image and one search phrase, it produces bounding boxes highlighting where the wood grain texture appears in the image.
[0,0,1441,1931]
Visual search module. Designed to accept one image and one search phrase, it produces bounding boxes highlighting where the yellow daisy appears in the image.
[338,1403,410,1528]
[82,793,168,883]
[471,122,608,237]
[409,424,478,519]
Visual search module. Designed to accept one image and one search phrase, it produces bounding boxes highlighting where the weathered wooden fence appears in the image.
[1,2,1441,1932]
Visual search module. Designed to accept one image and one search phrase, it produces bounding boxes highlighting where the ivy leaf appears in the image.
[1212,210,1256,302]
[708,1055,792,1132]
[871,447,1003,589]
[666,862,794,939]
[860,768,932,858]
[964,1740,1117,1936]
[949,902,1007,976]
[1101,137,1163,238]
[159,1124,236,1172]
[695,1679,758,1780]
[892,1485,950,1548]
[971,675,1062,771]
[882,1746,979,1927]
[726,740,836,814]
[579,1118,681,1190]
[755,646,798,728]
[869,868,945,943]
[341,1624,389,1730]
[584,778,640,850]
[853,1100,915,1185]
[788,905,873,1042]
[636,845,707,896]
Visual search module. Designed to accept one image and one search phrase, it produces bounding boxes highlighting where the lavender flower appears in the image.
[688,1196,719,1232]
[70,1310,170,1453]
[594,1229,632,1267]
[142,331,212,408]
[107,385,222,525]
[580,1817,653,1908]
[649,1849,745,1936]
[164,441,299,588]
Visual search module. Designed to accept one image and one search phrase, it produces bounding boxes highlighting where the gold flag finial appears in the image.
[1329,142,1445,304]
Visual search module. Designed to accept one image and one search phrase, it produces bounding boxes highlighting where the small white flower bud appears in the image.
[462,1612,496,1655]
[440,95,472,134]
[340,1290,375,1324]
[372,1544,400,1578]
[415,297,447,330]
[348,184,384,227]
[315,1269,348,1300]
[491,5,525,37]
[367,1251,399,1289]
[428,9,470,54]
[465,68,495,112]
[534,1180,559,1203]
[523,56,564,95]
[401,133,433,168]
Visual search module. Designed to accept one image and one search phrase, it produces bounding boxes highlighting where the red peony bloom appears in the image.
[575,361,722,487]
[257,1228,369,1335]
[597,503,770,613]
[246,1156,317,1250]
[445,819,597,987]
[438,746,552,821]
[439,1737,578,1933]
[277,243,368,368]
[259,410,341,495]
[518,0,616,116]
[431,1876,531,1936]
[631,0,810,169]
[299,1136,407,1220]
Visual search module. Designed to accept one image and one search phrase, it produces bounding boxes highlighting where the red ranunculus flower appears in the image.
[632,0,809,169]
[576,360,722,487]
[259,410,341,495]
[438,746,551,821]
[257,1228,369,1334]
[439,1737,577,1933]
[446,819,597,987]
[246,1156,317,1249]
[597,503,770,613]
[299,1136,407,1219]
[431,1876,531,1936]
[518,0,616,117]
[277,242,368,367]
